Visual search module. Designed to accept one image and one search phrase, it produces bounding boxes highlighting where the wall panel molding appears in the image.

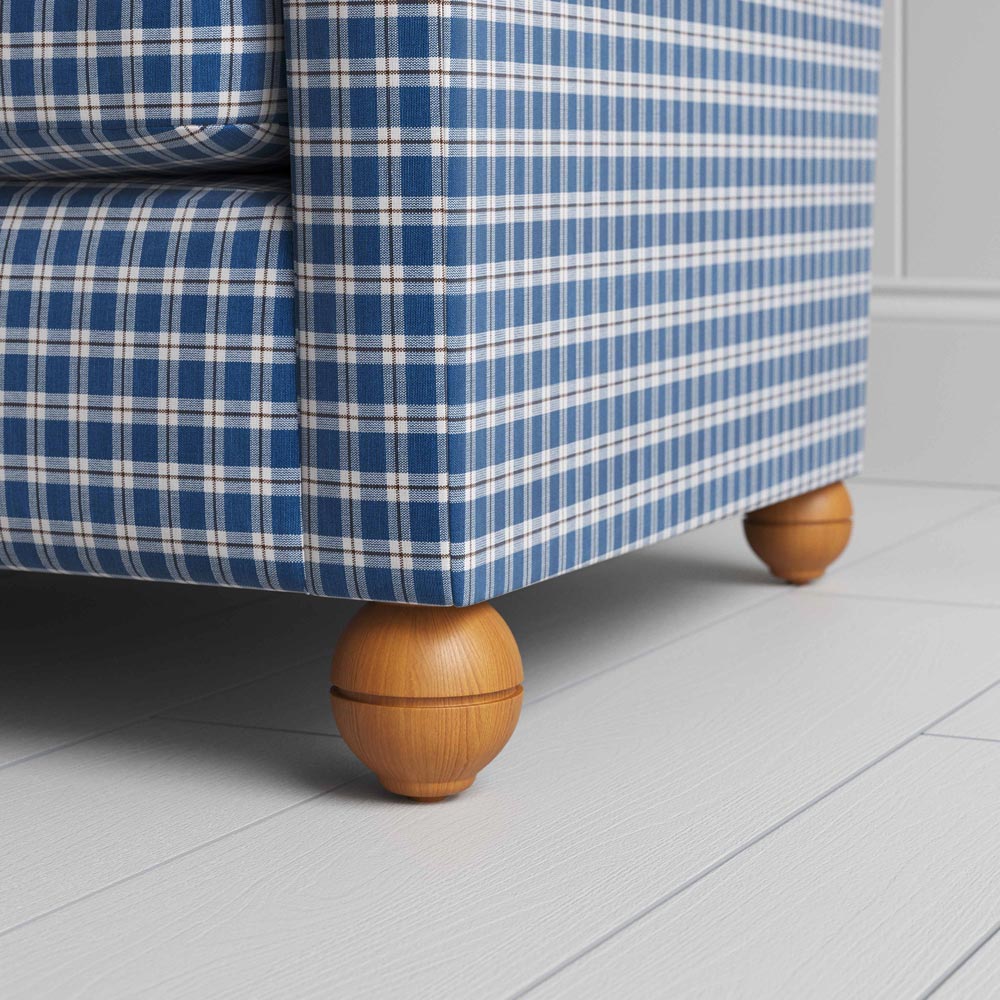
[872,279,1000,324]
[866,4,999,487]
[876,2,1000,281]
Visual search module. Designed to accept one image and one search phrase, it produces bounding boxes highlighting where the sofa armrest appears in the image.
[285,0,459,604]
[283,0,883,605]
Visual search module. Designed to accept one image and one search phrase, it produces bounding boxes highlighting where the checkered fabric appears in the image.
[285,0,882,605]
[0,0,288,178]
[0,176,305,591]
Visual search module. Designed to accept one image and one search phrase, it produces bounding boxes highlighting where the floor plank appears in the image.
[162,481,991,734]
[820,499,1000,607]
[931,926,1000,999]
[0,570,257,674]
[528,736,1000,1000]
[0,588,356,767]
[0,719,364,932]
[4,593,1000,998]
[927,683,1000,742]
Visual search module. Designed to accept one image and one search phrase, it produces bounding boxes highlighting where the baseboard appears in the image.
[872,278,1000,324]
[865,310,1000,488]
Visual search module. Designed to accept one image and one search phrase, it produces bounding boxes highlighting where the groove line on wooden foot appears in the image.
[331,685,523,709]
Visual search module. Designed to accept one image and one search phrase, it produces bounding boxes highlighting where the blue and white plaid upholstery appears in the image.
[0,0,288,178]
[285,0,882,605]
[0,177,305,590]
[0,1,882,604]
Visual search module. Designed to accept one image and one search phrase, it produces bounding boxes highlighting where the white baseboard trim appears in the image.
[865,315,1000,487]
[872,278,1000,324]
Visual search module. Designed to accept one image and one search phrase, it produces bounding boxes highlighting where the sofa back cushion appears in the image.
[0,0,288,177]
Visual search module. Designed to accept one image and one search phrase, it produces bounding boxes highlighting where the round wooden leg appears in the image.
[330,602,523,801]
[744,481,853,585]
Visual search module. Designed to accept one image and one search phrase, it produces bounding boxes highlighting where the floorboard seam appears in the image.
[527,495,1000,711]
[919,920,1000,999]
[803,590,1000,612]
[922,731,1000,748]
[155,715,345,741]
[525,588,787,707]
[15,626,1000,958]
[0,648,333,774]
[513,672,1000,998]
[859,476,1000,495]
[0,773,367,941]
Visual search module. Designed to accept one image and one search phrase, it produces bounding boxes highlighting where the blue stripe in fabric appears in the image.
[0,177,306,591]
[284,0,882,605]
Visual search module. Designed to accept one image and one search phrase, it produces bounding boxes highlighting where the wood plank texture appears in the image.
[3,593,1000,998]
[0,719,364,931]
[928,682,1000,743]
[820,500,1000,607]
[530,736,1000,999]
[932,927,1000,999]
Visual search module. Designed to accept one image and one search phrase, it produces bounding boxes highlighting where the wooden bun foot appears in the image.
[378,777,474,802]
[744,481,853,585]
[331,603,523,801]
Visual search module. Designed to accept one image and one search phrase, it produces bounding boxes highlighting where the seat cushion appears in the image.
[0,1,288,178]
[0,176,306,591]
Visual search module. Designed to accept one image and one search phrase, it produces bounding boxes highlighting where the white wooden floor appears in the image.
[3,479,1000,999]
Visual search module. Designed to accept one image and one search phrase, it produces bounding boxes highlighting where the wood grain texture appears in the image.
[532,736,1000,999]
[932,926,1000,999]
[331,603,523,800]
[5,594,1000,998]
[0,719,365,932]
[821,500,1000,607]
[928,681,1000,743]
[744,482,853,584]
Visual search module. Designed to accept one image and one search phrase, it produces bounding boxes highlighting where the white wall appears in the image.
[866,0,1000,487]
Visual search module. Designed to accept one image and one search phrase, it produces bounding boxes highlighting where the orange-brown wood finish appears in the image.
[330,602,524,801]
[744,481,853,585]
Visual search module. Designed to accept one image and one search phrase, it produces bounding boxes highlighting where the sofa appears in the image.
[0,0,882,799]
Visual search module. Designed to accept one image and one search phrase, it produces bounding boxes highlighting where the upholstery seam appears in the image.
[441,1,460,607]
